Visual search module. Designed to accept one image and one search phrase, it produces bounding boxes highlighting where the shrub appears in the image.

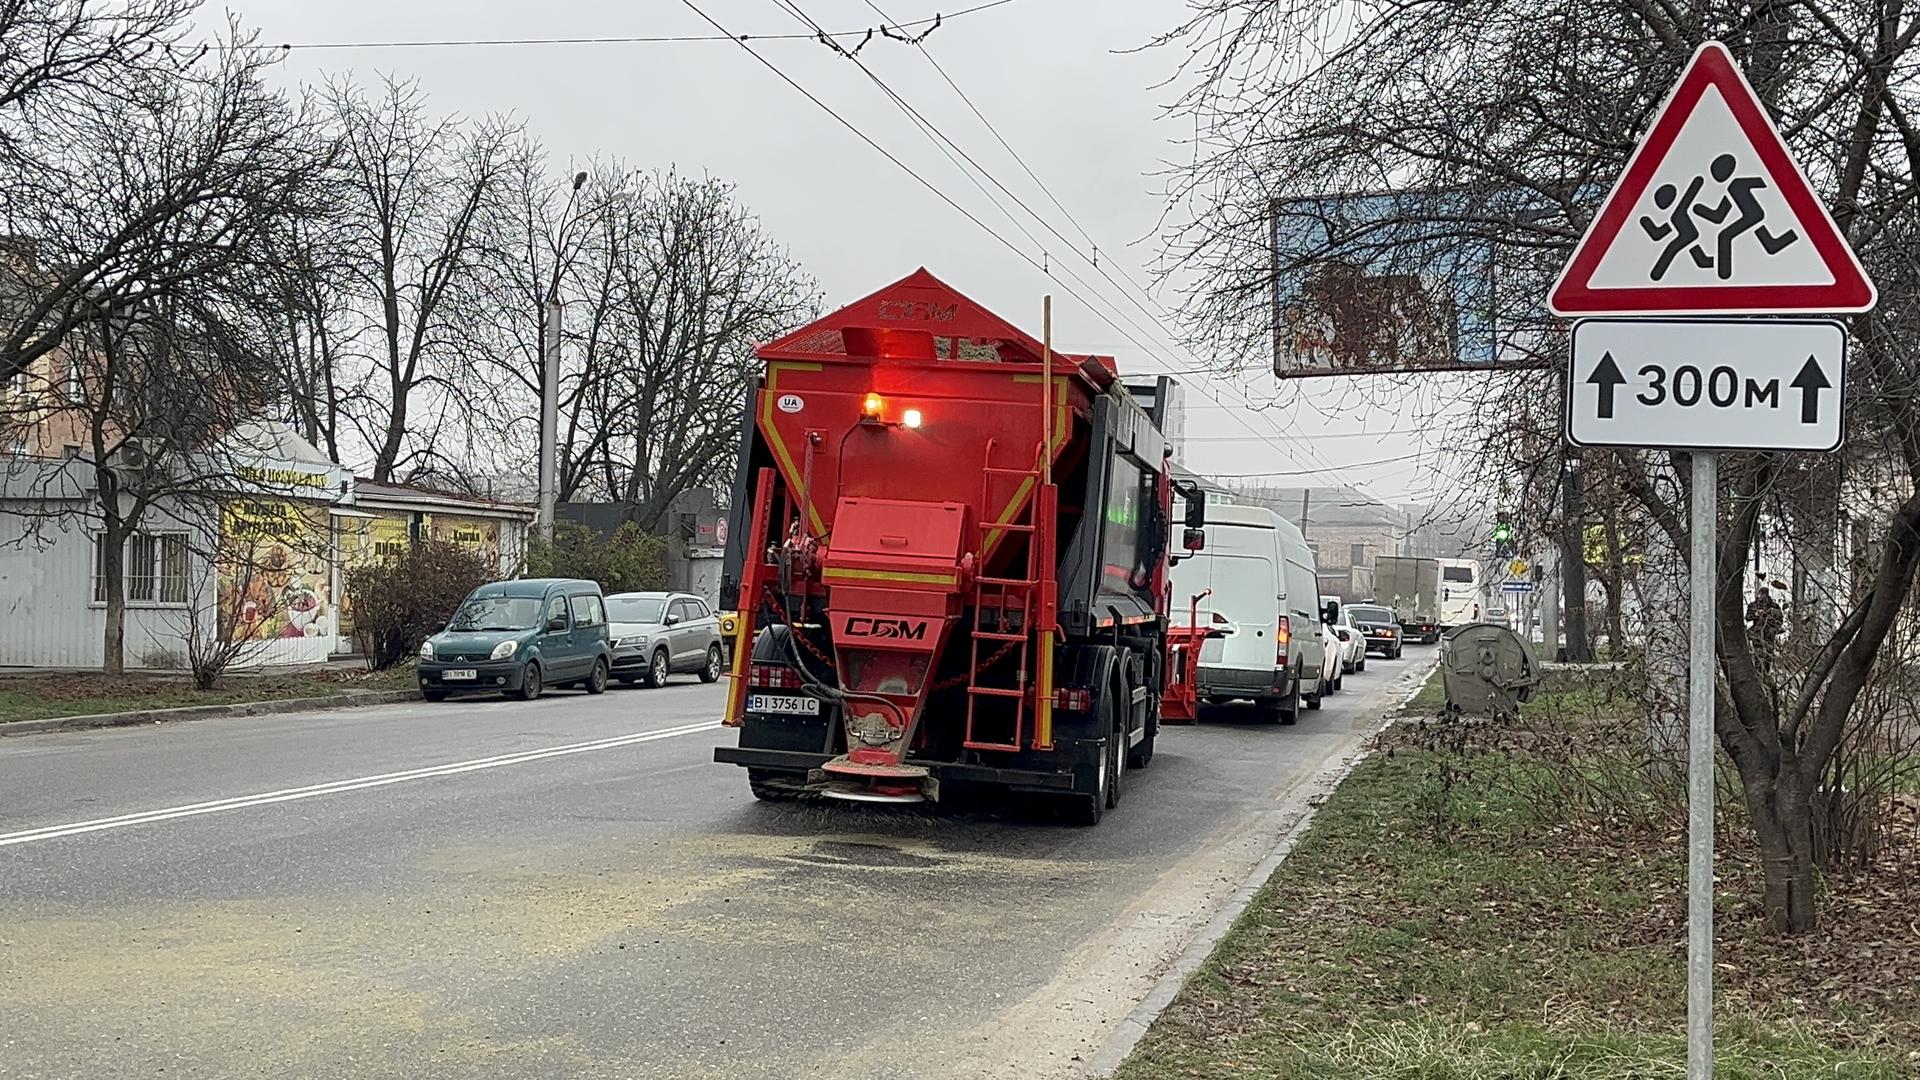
[524,522,668,593]
[346,540,494,670]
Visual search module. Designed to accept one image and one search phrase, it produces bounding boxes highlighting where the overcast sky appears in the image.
[212,0,1476,505]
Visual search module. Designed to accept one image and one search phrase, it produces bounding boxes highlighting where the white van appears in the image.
[1439,558,1483,628]
[1170,505,1328,721]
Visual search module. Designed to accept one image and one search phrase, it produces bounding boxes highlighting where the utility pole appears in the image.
[537,299,561,541]
[1539,544,1560,653]
[535,170,589,543]
[1561,449,1592,661]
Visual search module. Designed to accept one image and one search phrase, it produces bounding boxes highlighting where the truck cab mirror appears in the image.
[1182,527,1206,552]
[1183,489,1207,530]
[1322,600,1340,624]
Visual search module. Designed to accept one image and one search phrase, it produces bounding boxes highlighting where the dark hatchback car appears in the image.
[417,578,614,701]
[1346,603,1404,659]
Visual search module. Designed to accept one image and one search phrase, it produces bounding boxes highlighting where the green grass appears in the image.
[1401,667,1448,713]
[0,667,415,723]
[1115,749,1917,1079]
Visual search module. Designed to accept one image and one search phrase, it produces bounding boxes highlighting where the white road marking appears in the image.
[0,720,720,848]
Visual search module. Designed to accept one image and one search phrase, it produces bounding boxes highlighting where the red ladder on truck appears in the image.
[963,439,1046,752]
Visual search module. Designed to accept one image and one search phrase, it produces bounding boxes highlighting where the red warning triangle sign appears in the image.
[1549,41,1875,316]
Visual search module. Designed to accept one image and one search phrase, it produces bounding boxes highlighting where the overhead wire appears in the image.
[699,0,1431,500]
[249,1,1017,51]
[762,1,1367,483]
[675,0,1219,411]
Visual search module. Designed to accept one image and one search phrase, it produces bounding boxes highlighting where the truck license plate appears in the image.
[748,693,819,716]
[444,669,477,681]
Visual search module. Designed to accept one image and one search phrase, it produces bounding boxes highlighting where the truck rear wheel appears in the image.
[1065,694,1115,825]
[747,768,803,801]
[1126,715,1155,769]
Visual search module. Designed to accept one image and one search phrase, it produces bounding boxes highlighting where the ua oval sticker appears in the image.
[776,394,804,413]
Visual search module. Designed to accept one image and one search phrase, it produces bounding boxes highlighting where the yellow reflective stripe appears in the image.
[760,363,828,537]
[982,375,1069,558]
[822,567,957,587]
[1035,629,1055,749]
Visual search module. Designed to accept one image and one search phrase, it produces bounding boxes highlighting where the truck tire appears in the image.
[747,768,803,801]
[1126,726,1154,769]
[1066,694,1115,825]
[1306,678,1324,710]
[1127,703,1156,769]
[1279,679,1300,726]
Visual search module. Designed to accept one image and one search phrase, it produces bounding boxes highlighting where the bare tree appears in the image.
[1153,0,1920,933]
[466,167,819,529]
[0,0,193,120]
[1,25,331,674]
[321,76,527,482]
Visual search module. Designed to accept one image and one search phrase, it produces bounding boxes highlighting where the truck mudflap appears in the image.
[713,746,1079,795]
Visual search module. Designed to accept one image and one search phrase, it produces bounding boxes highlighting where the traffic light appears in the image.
[1492,513,1516,558]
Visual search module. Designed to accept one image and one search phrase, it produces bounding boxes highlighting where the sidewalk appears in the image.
[0,666,416,734]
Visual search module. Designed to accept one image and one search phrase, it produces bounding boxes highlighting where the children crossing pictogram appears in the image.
[1550,42,1874,315]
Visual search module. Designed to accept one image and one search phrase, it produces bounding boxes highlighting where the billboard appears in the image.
[1271,191,1516,377]
[218,499,337,643]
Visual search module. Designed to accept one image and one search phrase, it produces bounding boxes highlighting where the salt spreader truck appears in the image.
[713,269,1203,824]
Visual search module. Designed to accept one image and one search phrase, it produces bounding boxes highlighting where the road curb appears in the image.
[1085,661,1439,1078]
[0,689,421,737]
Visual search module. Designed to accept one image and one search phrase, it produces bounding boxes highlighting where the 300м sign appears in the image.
[1566,318,1846,453]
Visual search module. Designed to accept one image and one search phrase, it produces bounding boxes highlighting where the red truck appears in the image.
[714,269,1202,823]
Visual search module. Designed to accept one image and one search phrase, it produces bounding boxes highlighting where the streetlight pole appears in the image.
[536,170,588,543]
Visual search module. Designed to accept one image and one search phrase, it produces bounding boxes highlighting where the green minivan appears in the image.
[417,578,614,701]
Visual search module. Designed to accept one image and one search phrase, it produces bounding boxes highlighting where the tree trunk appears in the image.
[1741,764,1819,933]
[101,522,127,676]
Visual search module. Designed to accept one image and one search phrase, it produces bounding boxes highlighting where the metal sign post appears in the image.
[1548,41,1879,1080]
[1687,451,1716,1076]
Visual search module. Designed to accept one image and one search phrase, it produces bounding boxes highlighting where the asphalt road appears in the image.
[0,648,1434,1080]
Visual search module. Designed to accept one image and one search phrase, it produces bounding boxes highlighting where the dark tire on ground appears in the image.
[747,768,804,801]
[421,689,448,702]
[1392,645,1404,660]
[585,658,609,695]
[1127,714,1155,769]
[1307,680,1324,710]
[1279,679,1301,725]
[515,662,543,702]
[1357,657,1367,673]
[643,649,670,688]
[1334,673,1344,692]
[1065,694,1114,825]
[1106,685,1126,810]
[699,644,723,684]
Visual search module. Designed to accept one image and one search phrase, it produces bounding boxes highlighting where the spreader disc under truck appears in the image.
[714,269,1203,824]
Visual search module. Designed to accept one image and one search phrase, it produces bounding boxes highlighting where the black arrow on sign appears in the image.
[1587,352,1626,418]
[1789,355,1832,424]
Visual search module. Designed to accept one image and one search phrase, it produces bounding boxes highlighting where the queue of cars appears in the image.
[414,568,1410,708]
[1164,503,1409,722]
[416,579,724,701]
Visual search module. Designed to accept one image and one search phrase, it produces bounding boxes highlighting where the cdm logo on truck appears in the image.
[840,616,931,641]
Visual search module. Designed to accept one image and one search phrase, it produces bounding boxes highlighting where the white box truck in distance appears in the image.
[1438,558,1483,628]
[1374,555,1442,643]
